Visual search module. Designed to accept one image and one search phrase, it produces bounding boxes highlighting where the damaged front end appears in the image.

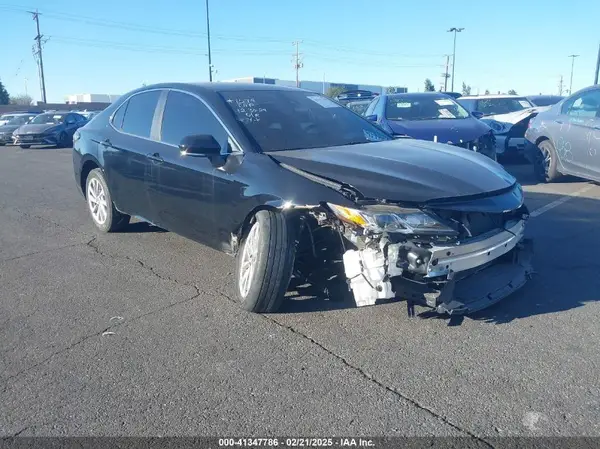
[296,185,533,316]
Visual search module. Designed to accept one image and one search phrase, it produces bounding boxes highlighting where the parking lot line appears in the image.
[529,184,595,218]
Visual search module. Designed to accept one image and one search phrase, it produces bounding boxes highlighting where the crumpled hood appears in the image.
[481,106,549,127]
[268,140,516,203]
[385,117,491,143]
[16,123,59,134]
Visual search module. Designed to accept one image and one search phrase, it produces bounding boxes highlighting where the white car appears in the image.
[458,95,548,157]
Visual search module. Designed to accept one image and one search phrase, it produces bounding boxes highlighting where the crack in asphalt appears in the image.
[216,288,495,447]
[1,238,205,395]
[12,208,91,238]
[0,242,89,263]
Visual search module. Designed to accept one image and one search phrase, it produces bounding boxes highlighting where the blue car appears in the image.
[364,93,496,160]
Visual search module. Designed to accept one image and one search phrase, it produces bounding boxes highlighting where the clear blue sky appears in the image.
[1,0,599,102]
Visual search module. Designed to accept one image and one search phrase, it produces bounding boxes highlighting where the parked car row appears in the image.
[0,109,102,148]
[73,82,533,317]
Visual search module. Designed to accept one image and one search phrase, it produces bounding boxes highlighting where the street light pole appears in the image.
[568,54,579,94]
[447,27,464,92]
[205,0,213,82]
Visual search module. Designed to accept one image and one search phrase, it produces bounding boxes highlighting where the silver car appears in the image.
[524,85,600,182]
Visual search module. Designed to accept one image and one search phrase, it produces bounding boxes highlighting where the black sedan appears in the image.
[14,111,87,148]
[73,83,533,316]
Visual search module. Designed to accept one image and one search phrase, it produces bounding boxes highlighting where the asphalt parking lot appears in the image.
[1,146,599,439]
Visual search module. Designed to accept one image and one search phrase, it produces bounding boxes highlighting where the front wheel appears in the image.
[235,210,295,313]
[57,132,70,148]
[85,168,130,232]
[534,140,560,183]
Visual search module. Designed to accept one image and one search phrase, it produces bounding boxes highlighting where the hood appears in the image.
[384,117,491,143]
[16,123,60,134]
[267,140,516,204]
[481,106,548,126]
[0,124,20,133]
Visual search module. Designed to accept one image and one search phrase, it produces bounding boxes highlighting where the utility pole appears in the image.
[28,9,47,103]
[292,41,303,87]
[205,0,213,82]
[568,54,579,95]
[594,42,600,85]
[447,27,464,92]
[441,55,450,92]
[558,75,564,96]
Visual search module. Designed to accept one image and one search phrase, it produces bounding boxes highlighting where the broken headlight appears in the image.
[327,203,457,235]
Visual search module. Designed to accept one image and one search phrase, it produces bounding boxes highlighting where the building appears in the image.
[65,93,122,104]
[222,77,407,95]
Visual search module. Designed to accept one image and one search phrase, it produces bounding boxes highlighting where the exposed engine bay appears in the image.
[290,186,533,316]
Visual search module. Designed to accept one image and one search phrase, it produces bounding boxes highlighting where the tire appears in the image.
[534,139,560,183]
[85,168,130,232]
[57,132,70,148]
[235,210,295,313]
[20,145,30,149]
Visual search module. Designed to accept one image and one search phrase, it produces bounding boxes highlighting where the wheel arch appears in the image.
[80,155,102,198]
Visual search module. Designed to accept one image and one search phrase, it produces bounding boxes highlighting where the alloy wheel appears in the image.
[87,178,108,225]
[238,221,261,298]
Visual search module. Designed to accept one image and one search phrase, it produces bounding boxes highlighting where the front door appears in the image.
[562,89,600,178]
[147,90,232,246]
[102,89,162,220]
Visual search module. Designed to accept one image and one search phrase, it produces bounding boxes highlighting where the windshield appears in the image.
[220,90,391,152]
[529,96,563,107]
[477,98,533,116]
[30,113,64,125]
[385,95,470,120]
[7,115,36,126]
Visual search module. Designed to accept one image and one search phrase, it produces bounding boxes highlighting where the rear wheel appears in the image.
[235,210,295,313]
[85,168,130,232]
[534,140,560,182]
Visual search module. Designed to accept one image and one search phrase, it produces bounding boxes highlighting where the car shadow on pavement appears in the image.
[120,222,167,234]
[282,188,600,325]
[504,161,584,187]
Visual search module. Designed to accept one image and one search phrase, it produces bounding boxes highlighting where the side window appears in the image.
[112,103,127,129]
[364,97,380,117]
[160,90,228,148]
[563,90,600,118]
[121,90,161,138]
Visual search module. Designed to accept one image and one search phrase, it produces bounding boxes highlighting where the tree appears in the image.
[0,81,9,105]
[386,86,396,94]
[9,94,33,106]
[424,78,435,92]
[484,89,490,95]
[461,82,472,96]
[325,86,346,99]
[508,89,518,95]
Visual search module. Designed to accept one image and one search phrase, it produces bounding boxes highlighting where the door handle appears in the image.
[555,119,563,124]
[146,152,163,162]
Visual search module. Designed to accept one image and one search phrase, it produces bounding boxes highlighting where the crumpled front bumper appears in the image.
[342,219,534,315]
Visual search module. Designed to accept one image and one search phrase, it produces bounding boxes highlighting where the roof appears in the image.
[460,95,525,99]
[144,82,304,93]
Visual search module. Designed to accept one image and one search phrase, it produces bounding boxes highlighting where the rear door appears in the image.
[102,89,163,220]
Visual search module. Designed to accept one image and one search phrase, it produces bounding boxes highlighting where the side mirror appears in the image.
[471,111,484,119]
[179,134,222,157]
[365,114,378,122]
